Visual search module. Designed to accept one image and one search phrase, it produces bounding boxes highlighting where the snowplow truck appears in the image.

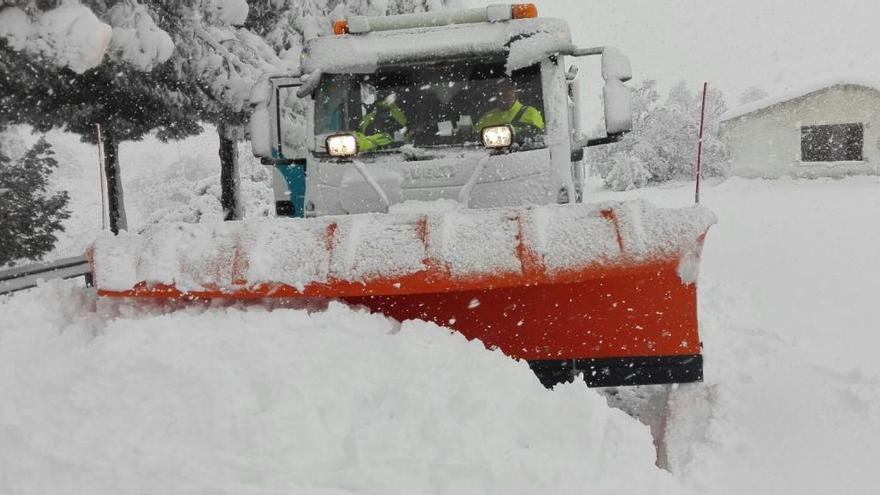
[90,4,715,388]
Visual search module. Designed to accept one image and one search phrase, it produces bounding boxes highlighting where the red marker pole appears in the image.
[95,123,107,230]
[695,81,708,204]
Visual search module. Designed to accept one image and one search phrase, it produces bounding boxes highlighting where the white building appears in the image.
[722,80,880,178]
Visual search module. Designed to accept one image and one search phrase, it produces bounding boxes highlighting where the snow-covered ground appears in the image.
[2,131,880,493]
[591,176,880,493]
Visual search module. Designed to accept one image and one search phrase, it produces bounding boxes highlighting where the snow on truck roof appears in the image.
[722,78,880,122]
[301,17,573,74]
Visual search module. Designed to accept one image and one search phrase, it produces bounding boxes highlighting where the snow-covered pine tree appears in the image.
[0,0,208,233]
[132,0,288,220]
[0,137,70,266]
[2,0,456,224]
[0,35,205,232]
[61,61,204,233]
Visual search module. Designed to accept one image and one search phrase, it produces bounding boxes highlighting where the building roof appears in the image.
[721,78,880,122]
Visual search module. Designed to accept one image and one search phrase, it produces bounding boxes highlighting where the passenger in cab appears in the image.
[354,84,409,152]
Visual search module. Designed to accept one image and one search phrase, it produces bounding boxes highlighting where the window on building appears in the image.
[801,123,864,162]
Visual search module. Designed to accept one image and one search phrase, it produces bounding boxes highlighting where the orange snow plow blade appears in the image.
[90,200,715,387]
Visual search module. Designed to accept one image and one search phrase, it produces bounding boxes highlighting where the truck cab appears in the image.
[250,4,633,218]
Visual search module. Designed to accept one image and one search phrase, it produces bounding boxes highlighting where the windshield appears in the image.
[313,60,545,153]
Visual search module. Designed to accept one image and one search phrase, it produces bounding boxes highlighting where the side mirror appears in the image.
[249,78,273,158]
[567,45,633,147]
[601,47,632,82]
[603,79,632,135]
[601,47,632,135]
[248,74,303,164]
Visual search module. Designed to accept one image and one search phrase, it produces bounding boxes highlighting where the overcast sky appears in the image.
[469,0,880,107]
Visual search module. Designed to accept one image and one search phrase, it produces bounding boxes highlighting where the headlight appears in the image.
[481,125,513,149]
[326,133,358,157]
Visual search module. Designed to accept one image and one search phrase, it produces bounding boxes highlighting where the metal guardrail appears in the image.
[0,255,92,295]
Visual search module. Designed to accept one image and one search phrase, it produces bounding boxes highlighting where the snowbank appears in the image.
[0,281,684,494]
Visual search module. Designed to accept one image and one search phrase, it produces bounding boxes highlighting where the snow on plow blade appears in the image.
[91,200,715,387]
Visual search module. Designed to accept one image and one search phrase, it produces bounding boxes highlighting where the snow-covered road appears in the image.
[660,177,880,494]
[594,176,880,493]
[2,173,880,494]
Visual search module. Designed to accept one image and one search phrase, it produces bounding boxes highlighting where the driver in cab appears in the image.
[475,79,544,142]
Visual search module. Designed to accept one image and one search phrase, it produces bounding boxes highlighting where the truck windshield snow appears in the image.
[314,60,545,153]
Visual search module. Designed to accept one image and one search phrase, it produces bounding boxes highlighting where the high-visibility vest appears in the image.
[475,100,545,135]
[355,100,408,151]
